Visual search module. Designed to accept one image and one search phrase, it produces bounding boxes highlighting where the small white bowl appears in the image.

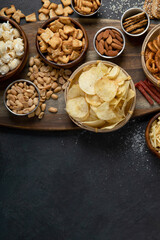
[71,0,102,17]
[93,26,125,59]
[121,8,150,37]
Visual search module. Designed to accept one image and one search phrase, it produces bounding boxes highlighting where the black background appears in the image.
[1,0,160,239]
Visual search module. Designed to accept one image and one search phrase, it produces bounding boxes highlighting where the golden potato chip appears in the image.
[126,89,135,102]
[94,102,116,121]
[107,66,120,79]
[66,97,89,121]
[82,119,105,128]
[115,69,128,85]
[67,84,84,99]
[79,66,106,95]
[85,94,102,107]
[95,76,118,102]
[116,81,130,98]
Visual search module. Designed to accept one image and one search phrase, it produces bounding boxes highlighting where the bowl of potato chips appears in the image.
[65,60,136,132]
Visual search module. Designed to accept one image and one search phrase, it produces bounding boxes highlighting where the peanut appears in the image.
[48,107,58,113]
[51,93,58,100]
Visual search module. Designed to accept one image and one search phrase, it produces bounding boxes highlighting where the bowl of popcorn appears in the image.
[4,79,40,116]
[36,16,88,69]
[71,0,101,16]
[145,112,160,158]
[65,60,136,132]
[0,16,29,82]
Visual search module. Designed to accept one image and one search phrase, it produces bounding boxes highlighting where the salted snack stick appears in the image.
[125,19,148,33]
[124,12,146,22]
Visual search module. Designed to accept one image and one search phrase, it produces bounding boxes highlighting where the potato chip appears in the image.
[95,76,118,102]
[67,84,84,99]
[82,119,105,128]
[116,81,130,98]
[126,89,135,102]
[115,69,128,85]
[94,102,116,121]
[107,66,120,79]
[66,96,89,121]
[85,94,102,107]
[79,65,107,95]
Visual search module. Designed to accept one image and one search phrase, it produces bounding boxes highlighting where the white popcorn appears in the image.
[14,43,24,57]
[0,41,6,56]
[2,31,13,41]
[0,59,3,66]
[1,53,12,64]
[0,64,10,75]
[8,58,20,71]
[12,28,20,39]
[5,40,13,51]
[1,21,12,31]
[8,51,15,59]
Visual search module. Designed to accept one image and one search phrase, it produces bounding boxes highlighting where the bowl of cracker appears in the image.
[71,0,101,17]
[121,8,150,37]
[141,24,160,87]
[65,60,136,132]
[36,16,88,69]
[0,16,29,82]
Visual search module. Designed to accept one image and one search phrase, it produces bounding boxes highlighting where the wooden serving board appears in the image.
[0,18,160,131]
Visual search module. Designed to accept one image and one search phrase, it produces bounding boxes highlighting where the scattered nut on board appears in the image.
[27,55,72,119]
[0,0,73,24]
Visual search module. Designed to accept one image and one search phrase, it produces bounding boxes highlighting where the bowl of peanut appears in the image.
[36,16,88,69]
[71,0,101,16]
[93,26,125,59]
[4,79,40,116]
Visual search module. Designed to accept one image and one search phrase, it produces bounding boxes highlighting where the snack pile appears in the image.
[27,55,72,119]
[122,12,148,35]
[95,28,123,57]
[66,62,135,130]
[149,116,160,153]
[73,0,101,15]
[143,0,160,19]
[0,21,24,75]
[37,17,85,64]
[145,34,160,81]
[6,81,39,115]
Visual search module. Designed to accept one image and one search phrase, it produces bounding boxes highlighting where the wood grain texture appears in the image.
[0,19,159,131]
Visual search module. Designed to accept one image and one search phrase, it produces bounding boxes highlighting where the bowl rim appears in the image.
[93,26,125,59]
[120,7,150,37]
[65,60,136,133]
[71,0,102,17]
[36,16,89,69]
[141,24,160,87]
[0,16,29,81]
[145,112,160,158]
[3,79,40,116]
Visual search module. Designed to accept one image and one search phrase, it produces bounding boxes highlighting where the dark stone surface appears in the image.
[1,1,160,240]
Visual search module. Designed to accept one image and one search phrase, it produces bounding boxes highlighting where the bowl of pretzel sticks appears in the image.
[121,8,150,37]
[141,24,160,87]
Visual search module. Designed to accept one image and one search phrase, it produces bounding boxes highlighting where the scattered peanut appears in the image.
[48,107,58,113]
[27,55,72,119]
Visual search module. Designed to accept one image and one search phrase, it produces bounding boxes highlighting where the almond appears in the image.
[98,41,105,55]
[97,32,103,41]
[111,43,122,50]
[104,41,109,50]
[106,34,112,45]
[112,29,121,36]
[108,45,112,50]
[115,34,123,42]
[109,29,116,38]
[103,29,109,39]
[112,38,123,47]
[106,50,119,56]
[100,39,104,46]
[96,40,99,49]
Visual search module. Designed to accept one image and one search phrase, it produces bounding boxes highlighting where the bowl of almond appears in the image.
[4,79,40,116]
[93,27,125,59]
[36,16,88,69]
[71,0,101,16]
